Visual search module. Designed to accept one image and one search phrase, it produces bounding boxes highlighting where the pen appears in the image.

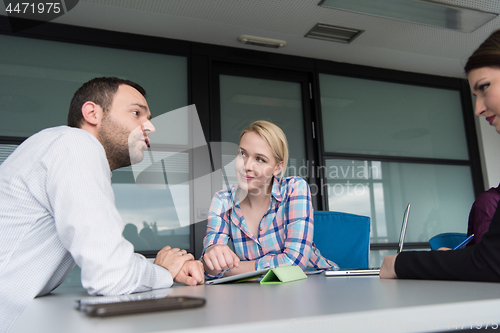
[453,234,474,250]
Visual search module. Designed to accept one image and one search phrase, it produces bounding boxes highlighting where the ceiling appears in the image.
[3,0,500,78]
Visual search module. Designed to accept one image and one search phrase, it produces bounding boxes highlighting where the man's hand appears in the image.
[202,244,240,275]
[379,254,398,279]
[154,246,194,279]
[174,260,205,286]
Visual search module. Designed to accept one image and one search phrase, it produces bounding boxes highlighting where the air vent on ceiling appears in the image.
[305,23,363,44]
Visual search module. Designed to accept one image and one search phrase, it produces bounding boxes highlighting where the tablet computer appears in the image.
[205,268,270,285]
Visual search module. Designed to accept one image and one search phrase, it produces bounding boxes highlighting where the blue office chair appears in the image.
[428,232,467,250]
[313,211,371,269]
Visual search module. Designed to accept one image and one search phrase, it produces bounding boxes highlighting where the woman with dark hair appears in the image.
[380,29,500,282]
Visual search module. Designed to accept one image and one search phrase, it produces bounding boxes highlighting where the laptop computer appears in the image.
[325,203,411,277]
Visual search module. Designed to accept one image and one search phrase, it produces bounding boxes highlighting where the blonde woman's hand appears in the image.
[203,244,240,275]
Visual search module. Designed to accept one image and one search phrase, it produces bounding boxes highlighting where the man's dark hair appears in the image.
[67,77,146,128]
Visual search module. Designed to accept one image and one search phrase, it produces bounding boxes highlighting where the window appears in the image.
[211,64,315,197]
[0,33,189,254]
[318,73,478,267]
[218,73,308,185]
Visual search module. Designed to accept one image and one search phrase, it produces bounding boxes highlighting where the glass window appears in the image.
[370,249,396,269]
[0,144,17,164]
[319,73,475,268]
[319,74,469,160]
[113,172,190,252]
[325,159,475,243]
[0,34,189,253]
[219,74,307,186]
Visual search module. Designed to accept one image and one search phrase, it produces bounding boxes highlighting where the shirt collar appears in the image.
[230,177,283,205]
[229,185,241,207]
[271,177,283,202]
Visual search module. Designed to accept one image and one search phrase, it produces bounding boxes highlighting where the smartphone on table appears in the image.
[76,295,206,317]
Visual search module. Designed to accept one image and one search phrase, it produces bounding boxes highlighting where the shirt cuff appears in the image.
[255,257,272,270]
[204,268,229,280]
[151,264,174,289]
[199,248,229,280]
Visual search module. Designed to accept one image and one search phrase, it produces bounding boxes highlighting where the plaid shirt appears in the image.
[203,176,337,274]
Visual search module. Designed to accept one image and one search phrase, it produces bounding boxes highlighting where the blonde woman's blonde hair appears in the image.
[239,120,289,181]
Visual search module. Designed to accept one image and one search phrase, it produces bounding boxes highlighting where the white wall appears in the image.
[475,115,500,189]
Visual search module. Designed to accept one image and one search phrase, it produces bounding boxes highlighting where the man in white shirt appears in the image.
[0,77,204,332]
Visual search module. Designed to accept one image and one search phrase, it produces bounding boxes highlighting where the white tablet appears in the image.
[205,268,270,285]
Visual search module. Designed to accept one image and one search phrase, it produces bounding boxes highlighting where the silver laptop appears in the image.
[325,203,411,277]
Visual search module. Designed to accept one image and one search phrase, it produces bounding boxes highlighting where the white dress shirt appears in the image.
[0,126,173,333]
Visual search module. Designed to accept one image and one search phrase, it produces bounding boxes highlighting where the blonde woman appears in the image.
[202,120,337,278]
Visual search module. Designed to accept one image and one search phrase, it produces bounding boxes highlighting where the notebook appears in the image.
[325,203,411,277]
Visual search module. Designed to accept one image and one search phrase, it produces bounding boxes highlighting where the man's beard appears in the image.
[98,114,143,170]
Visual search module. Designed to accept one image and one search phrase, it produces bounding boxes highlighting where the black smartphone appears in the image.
[79,296,206,317]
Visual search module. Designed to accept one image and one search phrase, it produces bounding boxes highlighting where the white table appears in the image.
[10,275,500,333]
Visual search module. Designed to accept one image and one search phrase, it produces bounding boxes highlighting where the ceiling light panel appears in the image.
[319,0,498,32]
[237,35,287,48]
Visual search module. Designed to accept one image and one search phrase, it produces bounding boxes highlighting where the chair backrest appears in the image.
[428,232,467,250]
[313,211,370,269]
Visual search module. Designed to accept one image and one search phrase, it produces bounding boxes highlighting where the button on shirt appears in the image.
[0,126,172,333]
[203,176,337,274]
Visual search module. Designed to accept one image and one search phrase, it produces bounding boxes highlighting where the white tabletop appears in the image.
[10,275,500,333]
